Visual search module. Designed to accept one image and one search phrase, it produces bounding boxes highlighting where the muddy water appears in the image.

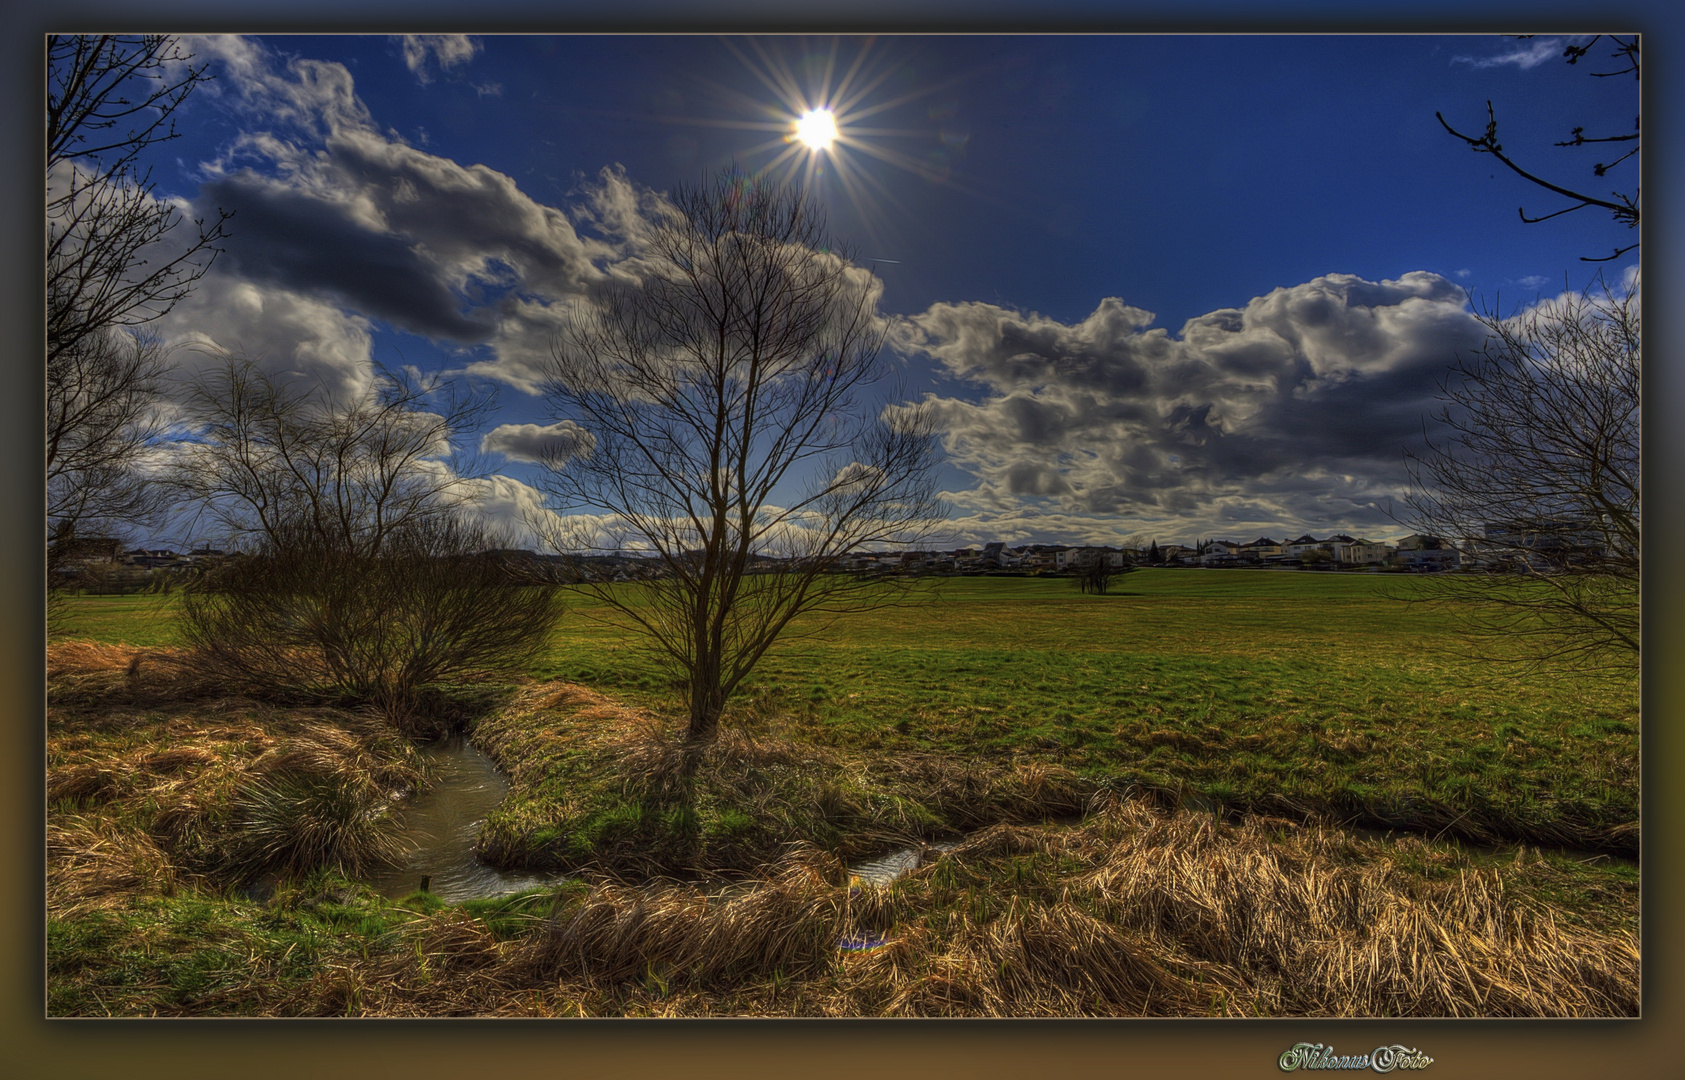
[362,737,570,902]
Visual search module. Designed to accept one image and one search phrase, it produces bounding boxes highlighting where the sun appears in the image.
[793,107,839,150]
[670,38,988,256]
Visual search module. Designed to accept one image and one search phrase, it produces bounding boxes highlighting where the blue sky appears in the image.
[122,33,1640,548]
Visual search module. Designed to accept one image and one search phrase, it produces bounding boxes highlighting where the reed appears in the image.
[496,798,1636,1017]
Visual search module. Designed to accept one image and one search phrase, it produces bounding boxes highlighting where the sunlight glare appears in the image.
[794,108,839,150]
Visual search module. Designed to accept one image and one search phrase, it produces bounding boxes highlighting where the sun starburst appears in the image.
[669,37,987,258]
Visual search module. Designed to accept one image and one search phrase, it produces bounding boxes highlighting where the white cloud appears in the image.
[396,35,480,84]
[154,36,649,410]
[154,275,375,404]
[480,421,595,465]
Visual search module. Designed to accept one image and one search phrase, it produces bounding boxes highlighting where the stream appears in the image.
[359,736,951,902]
[362,737,571,902]
[361,746,1625,906]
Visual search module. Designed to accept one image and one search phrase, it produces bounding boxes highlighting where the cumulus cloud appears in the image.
[154,277,376,402]
[396,35,480,84]
[480,421,595,465]
[159,39,876,408]
[145,35,665,408]
[183,39,610,342]
[448,471,565,547]
[893,272,1487,539]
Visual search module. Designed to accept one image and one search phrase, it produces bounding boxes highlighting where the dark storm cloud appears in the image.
[893,272,1488,535]
[204,174,492,342]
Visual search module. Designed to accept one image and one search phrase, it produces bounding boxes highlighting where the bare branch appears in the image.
[169,353,496,558]
[1437,36,1640,261]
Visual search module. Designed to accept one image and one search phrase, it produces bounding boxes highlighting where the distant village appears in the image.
[50,531,1466,593]
[835,534,1461,575]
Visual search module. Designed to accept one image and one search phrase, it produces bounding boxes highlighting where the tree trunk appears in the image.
[686,671,726,743]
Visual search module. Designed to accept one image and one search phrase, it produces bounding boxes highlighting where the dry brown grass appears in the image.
[433,798,1635,1018]
[47,640,233,707]
[47,816,179,918]
[474,681,1106,878]
[48,640,424,908]
[47,647,1638,1018]
[1060,799,1637,1016]
[474,681,658,784]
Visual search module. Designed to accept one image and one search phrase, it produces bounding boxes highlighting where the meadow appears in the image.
[46,569,1641,1016]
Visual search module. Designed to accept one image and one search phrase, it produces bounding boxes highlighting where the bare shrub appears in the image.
[179,514,562,736]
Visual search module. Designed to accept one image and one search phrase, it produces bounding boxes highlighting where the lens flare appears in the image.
[794,108,839,149]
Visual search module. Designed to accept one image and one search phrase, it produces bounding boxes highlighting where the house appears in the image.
[1392,534,1460,570]
[1198,542,1243,567]
[1013,546,1059,571]
[1477,519,1606,571]
[125,548,189,570]
[1056,546,1127,570]
[1311,533,1355,562]
[1338,539,1394,566]
[49,535,129,572]
[1282,534,1324,559]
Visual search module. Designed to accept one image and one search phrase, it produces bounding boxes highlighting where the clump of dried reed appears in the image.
[177,720,420,881]
[49,642,426,908]
[488,797,1635,1018]
[1062,799,1638,1016]
[49,798,1638,1017]
[47,816,179,918]
[48,641,233,708]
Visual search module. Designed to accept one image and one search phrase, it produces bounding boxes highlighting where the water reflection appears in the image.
[362,736,570,902]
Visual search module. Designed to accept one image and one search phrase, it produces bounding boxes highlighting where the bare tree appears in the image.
[170,356,558,732]
[171,356,493,557]
[1437,34,1639,262]
[1073,553,1129,595]
[537,173,941,743]
[1402,282,1639,673]
[47,35,230,543]
[48,35,229,360]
